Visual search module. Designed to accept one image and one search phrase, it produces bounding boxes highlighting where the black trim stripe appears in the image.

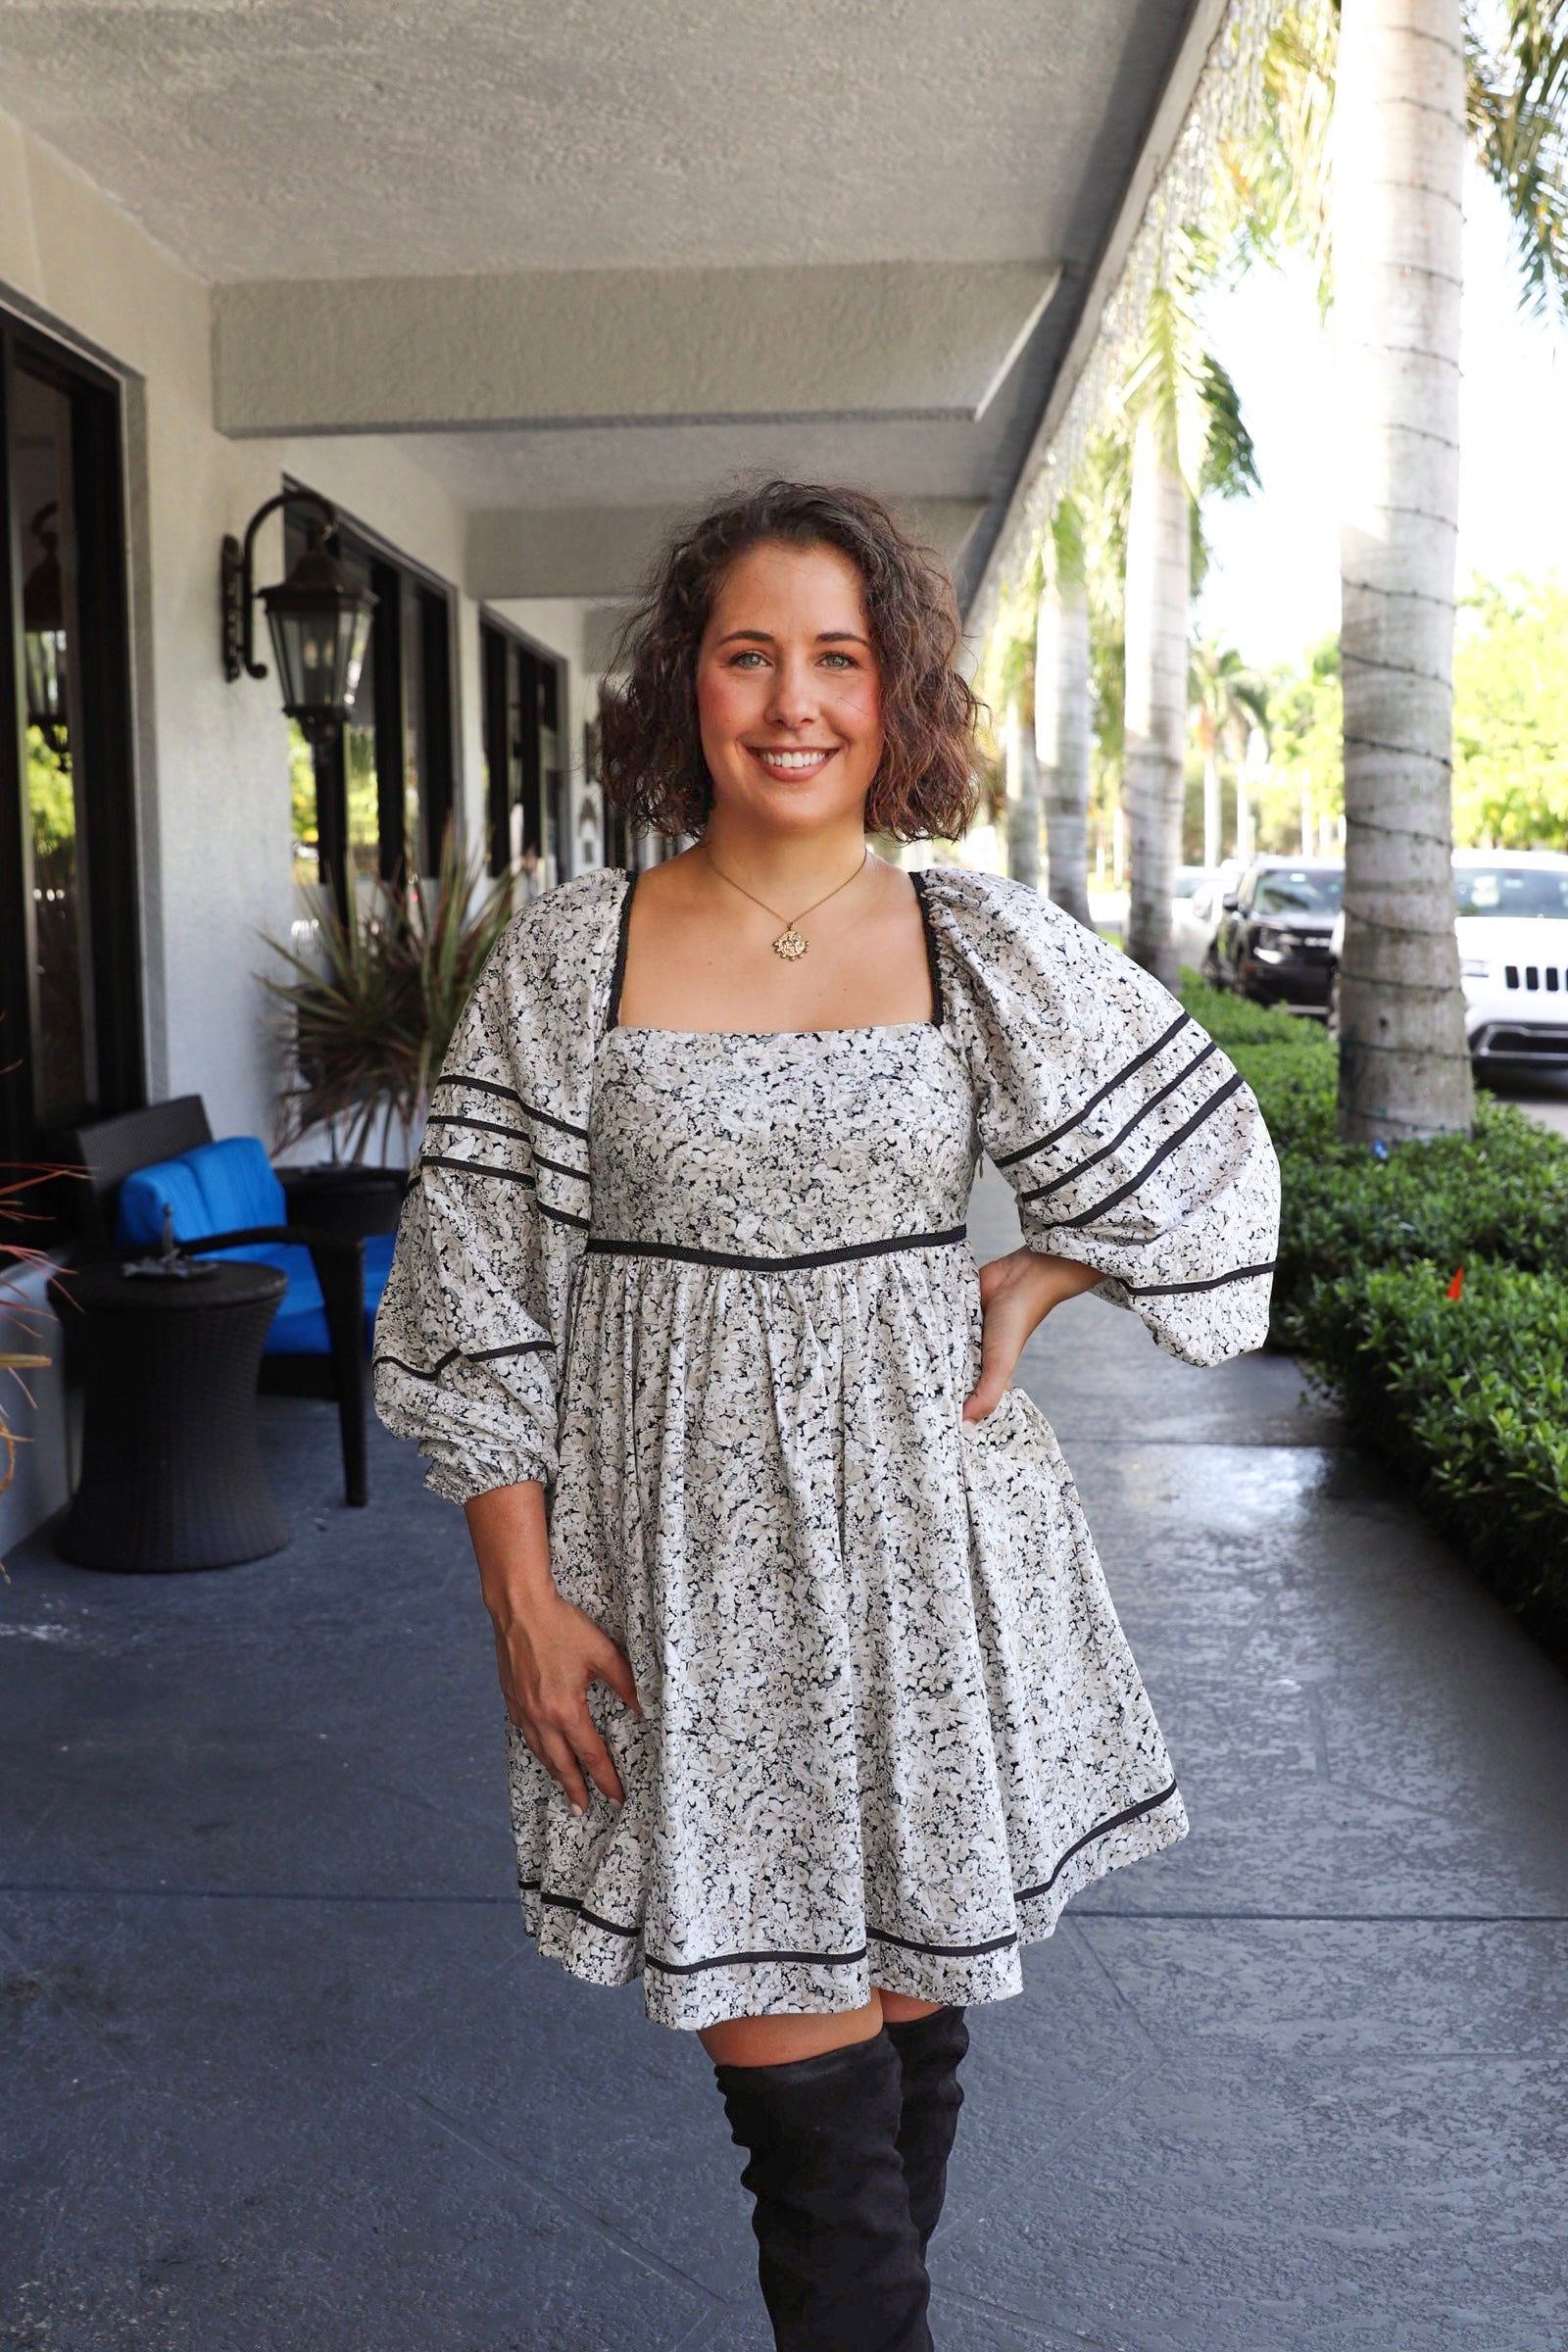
[1019,1039,1221,1207]
[607,867,637,1031]
[418,1154,535,1190]
[517,1784,1182,1971]
[429,1073,591,1146]
[1013,1781,1181,1903]
[539,1200,593,1232]
[372,1337,552,1380]
[994,1011,1193,1170]
[866,1923,1017,1959]
[584,1223,967,1273]
[371,1347,460,1383]
[908,868,946,1028]
[534,1152,590,1184]
[1057,1071,1246,1230]
[1126,1260,1276,1298]
[428,1111,529,1144]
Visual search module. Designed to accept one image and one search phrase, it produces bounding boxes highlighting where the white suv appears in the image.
[1328,850,1568,1069]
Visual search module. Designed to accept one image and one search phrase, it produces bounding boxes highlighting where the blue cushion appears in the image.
[116,1141,391,1357]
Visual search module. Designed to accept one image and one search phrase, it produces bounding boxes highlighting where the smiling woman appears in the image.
[371,478,1282,2352]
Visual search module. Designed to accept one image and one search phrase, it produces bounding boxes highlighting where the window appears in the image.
[480,617,569,892]
[1454,865,1568,920]
[1250,869,1344,917]
[0,315,141,1165]
[286,494,454,917]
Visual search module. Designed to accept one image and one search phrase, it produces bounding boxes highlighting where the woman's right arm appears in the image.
[464,1482,641,1816]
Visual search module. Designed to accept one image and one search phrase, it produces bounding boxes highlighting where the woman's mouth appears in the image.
[748,746,838,779]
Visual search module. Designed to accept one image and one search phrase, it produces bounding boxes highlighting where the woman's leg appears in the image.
[702,1994,933,2352]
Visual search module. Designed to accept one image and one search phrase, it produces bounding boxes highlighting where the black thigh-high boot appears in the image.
[713,2028,934,2352]
[884,2004,970,2257]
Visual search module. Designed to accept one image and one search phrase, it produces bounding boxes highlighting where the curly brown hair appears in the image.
[599,478,981,844]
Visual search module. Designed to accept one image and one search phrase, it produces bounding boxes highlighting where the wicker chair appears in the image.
[68,1098,387,1506]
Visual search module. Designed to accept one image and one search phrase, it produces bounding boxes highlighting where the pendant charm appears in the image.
[772,928,808,961]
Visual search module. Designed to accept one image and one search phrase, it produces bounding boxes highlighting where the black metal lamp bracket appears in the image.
[220,489,339,684]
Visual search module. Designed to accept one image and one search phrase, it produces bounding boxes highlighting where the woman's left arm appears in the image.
[963,1247,1103,1422]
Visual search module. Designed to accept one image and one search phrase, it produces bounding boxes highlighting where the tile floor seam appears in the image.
[394,2084,729,2310]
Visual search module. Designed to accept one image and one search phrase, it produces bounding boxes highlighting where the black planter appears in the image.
[279,1161,406,1240]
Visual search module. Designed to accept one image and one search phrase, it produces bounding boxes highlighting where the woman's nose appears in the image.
[764,659,820,730]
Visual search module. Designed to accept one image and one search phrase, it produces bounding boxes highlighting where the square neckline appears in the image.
[606,863,946,1039]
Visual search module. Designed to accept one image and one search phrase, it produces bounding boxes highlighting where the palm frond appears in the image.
[1466,0,1568,329]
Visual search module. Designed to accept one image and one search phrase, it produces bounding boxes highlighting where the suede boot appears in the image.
[713,2027,934,2352]
[884,2003,970,2256]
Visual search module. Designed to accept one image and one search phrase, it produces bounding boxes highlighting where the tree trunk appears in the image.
[1202,751,1222,871]
[1036,570,1093,925]
[1003,687,1041,890]
[1123,409,1190,989]
[1334,0,1473,1141]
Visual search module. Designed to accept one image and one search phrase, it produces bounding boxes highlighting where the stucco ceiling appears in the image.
[2,0,1189,282]
[0,0,1208,609]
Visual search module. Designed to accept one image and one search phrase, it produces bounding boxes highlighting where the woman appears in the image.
[373,480,1280,2350]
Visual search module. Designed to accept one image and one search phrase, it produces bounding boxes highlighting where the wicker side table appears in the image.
[49,1260,290,1572]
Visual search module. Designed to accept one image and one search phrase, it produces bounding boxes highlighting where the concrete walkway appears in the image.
[4,1172,1567,2352]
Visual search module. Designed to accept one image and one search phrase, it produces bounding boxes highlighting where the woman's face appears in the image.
[695,539,884,834]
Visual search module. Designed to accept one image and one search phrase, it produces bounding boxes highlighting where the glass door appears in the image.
[0,318,141,1168]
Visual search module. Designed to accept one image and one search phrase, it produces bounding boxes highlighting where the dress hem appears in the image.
[514,1781,1191,2033]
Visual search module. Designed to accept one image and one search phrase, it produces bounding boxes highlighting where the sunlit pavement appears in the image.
[3,1171,1566,2350]
[1483,1063,1568,1140]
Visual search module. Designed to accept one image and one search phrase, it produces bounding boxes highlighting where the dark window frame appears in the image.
[284,480,457,919]
[479,612,570,889]
[0,309,142,1174]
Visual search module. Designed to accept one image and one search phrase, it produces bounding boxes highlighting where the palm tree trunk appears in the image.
[1036,569,1093,925]
[1202,751,1222,871]
[1335,0,1473,1141]
[1123,409,1190,988]
[1004,687,1041,890]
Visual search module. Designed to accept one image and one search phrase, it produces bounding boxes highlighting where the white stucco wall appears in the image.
[0,111,580,1162]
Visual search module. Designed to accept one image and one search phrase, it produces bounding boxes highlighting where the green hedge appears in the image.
[1179,974,1568,1663]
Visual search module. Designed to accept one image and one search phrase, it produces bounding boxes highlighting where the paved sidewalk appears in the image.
[3,1171,1566,2351]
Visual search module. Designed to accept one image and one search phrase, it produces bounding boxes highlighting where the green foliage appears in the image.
[259,822,515,1165]
[1466,0,1568,331]
[1452,573,1568,847]
[1285,1259,1568,1653]
[1180,973,1568,1659]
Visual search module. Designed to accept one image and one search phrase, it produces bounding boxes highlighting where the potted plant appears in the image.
[260,824,516,1238]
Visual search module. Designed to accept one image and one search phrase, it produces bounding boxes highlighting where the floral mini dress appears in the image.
[373,865,1281,2032]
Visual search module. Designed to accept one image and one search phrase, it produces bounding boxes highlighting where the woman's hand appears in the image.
[962,1247,1104,1423]
[464,1481,642,1816]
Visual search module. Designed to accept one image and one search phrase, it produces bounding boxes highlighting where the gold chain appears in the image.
[703,844,872,961]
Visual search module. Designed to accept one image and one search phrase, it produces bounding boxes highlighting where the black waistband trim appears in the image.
[583,1222,968,1272]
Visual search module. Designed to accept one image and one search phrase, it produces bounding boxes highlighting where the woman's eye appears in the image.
[820,652,855,669]
[727,650,767,668]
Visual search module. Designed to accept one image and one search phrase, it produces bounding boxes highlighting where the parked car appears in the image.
[1327,850,1568,1069]
[1172,860,1240,973]
[1207,858,1345,1008]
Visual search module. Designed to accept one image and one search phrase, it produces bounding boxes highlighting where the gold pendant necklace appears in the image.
[703,845,872,959]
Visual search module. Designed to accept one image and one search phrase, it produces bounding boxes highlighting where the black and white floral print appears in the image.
[373,864,1281,2032]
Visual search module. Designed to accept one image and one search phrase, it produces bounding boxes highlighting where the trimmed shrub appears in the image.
[1179,974,1568,1665]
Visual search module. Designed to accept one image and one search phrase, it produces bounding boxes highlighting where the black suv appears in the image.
[1206,858,1345,1010]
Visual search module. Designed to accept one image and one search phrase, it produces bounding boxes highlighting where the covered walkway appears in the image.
[3,1172,1566,2350]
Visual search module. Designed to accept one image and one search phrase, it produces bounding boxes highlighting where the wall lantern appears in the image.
[220,489,375,745]
[23,502,70,760]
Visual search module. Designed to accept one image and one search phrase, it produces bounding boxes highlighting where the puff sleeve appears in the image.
[920,867,1281,1366]
[370,879,608,1504]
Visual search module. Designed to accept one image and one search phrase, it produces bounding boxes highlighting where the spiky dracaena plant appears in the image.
[260,825,517,1168]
